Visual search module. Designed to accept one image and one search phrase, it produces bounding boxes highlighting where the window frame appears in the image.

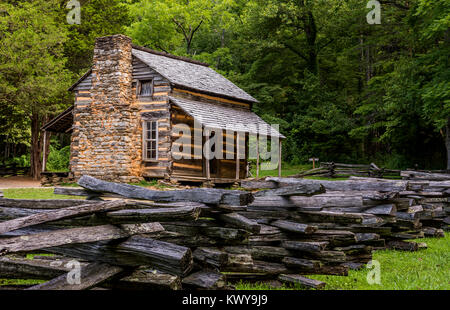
[137,79,154,98]
[142,120,159,162]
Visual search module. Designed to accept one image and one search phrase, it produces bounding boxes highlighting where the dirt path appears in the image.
[0,176,42,189]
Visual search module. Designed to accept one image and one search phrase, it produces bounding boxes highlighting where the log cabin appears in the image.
[42,35,284,185]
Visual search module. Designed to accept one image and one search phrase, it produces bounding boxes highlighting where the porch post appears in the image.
[278,140,282,178]
[236,132,240,180]
[205,129,211,180]
[256,134,260,179]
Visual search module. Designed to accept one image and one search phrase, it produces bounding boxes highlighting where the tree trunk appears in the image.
[30,112,43,180]
[305,11,318,74]
[186,39,191,55]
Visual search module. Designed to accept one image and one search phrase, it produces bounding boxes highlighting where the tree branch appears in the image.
[190,20,203,40]
[284,43,308,61]
[172,18,189,42]
[379,1,410,10]
[317,38,334,52]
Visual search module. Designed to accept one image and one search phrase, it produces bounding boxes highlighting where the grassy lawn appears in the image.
[2,188,81,200]
[0,278,45,286]
[250,163,312,178]
[236,234,450,290]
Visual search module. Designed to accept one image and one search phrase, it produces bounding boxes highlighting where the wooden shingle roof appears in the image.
[68,43,258,104]
[170,97,284,138]
[133,48,258,104]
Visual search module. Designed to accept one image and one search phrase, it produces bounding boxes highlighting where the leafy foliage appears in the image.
[46,145,70,172]
[0,0,449,171]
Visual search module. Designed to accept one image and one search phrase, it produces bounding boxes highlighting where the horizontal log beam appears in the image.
[0,200,128,235]
[77,176,252,205]
[106,205,202,223]
[27,263,123,290]
[0,199,96,209]
[0,223,164,255]
[271,220,317,234]
[104,269,182,290]
[219,213,261,233]
[278,274,326,289]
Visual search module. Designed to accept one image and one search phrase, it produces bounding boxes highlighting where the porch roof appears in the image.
[41,106,74,133]
[169,97,285,139]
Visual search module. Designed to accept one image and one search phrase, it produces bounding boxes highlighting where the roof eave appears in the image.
[68,69,92,92]
[171,83,258,105]
[41,106,74,132]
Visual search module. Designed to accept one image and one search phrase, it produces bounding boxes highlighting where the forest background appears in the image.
[0,0,448,178]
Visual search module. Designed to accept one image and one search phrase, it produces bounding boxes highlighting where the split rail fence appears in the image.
[0,175,448,290]
[295,162,450,180]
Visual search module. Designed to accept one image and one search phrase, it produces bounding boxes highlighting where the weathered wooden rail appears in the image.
[294,162,401,179]
[295,162,450,180]
[0,163,30,177]
[0,175,447,290]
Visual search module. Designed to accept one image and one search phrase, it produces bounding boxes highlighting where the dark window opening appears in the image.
[139,80,153,97]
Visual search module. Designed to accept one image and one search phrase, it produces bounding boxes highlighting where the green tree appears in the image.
[351,0,450,169]
[414,0,450,168]
[126,0,238,55]
[0,0,71,178]
[64,0,131,75]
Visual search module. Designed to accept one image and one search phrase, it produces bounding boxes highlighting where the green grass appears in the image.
[250,163,312,178]
[0,278,46,286]
[236,234,450,290]
[2,188,83,200]
[308,234,450,290]
[130,179,174,189]
[250,163,358,180]
[25,253,55,260]
[304,176,349,181]
[1,180,175,200]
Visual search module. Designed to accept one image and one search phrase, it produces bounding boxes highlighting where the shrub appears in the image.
[46,145,70,172]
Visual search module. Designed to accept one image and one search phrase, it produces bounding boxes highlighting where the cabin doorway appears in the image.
[203,131,219,179]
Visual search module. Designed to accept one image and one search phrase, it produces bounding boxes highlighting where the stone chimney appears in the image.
[70,35,142,183]
[92,35,133,107]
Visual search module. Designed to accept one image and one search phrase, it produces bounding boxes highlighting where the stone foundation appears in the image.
[40,172,73,187]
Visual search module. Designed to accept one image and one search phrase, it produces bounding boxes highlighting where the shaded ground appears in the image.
[0,176,42,189]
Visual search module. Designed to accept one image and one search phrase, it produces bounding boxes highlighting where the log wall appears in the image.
[133,57,172,179]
